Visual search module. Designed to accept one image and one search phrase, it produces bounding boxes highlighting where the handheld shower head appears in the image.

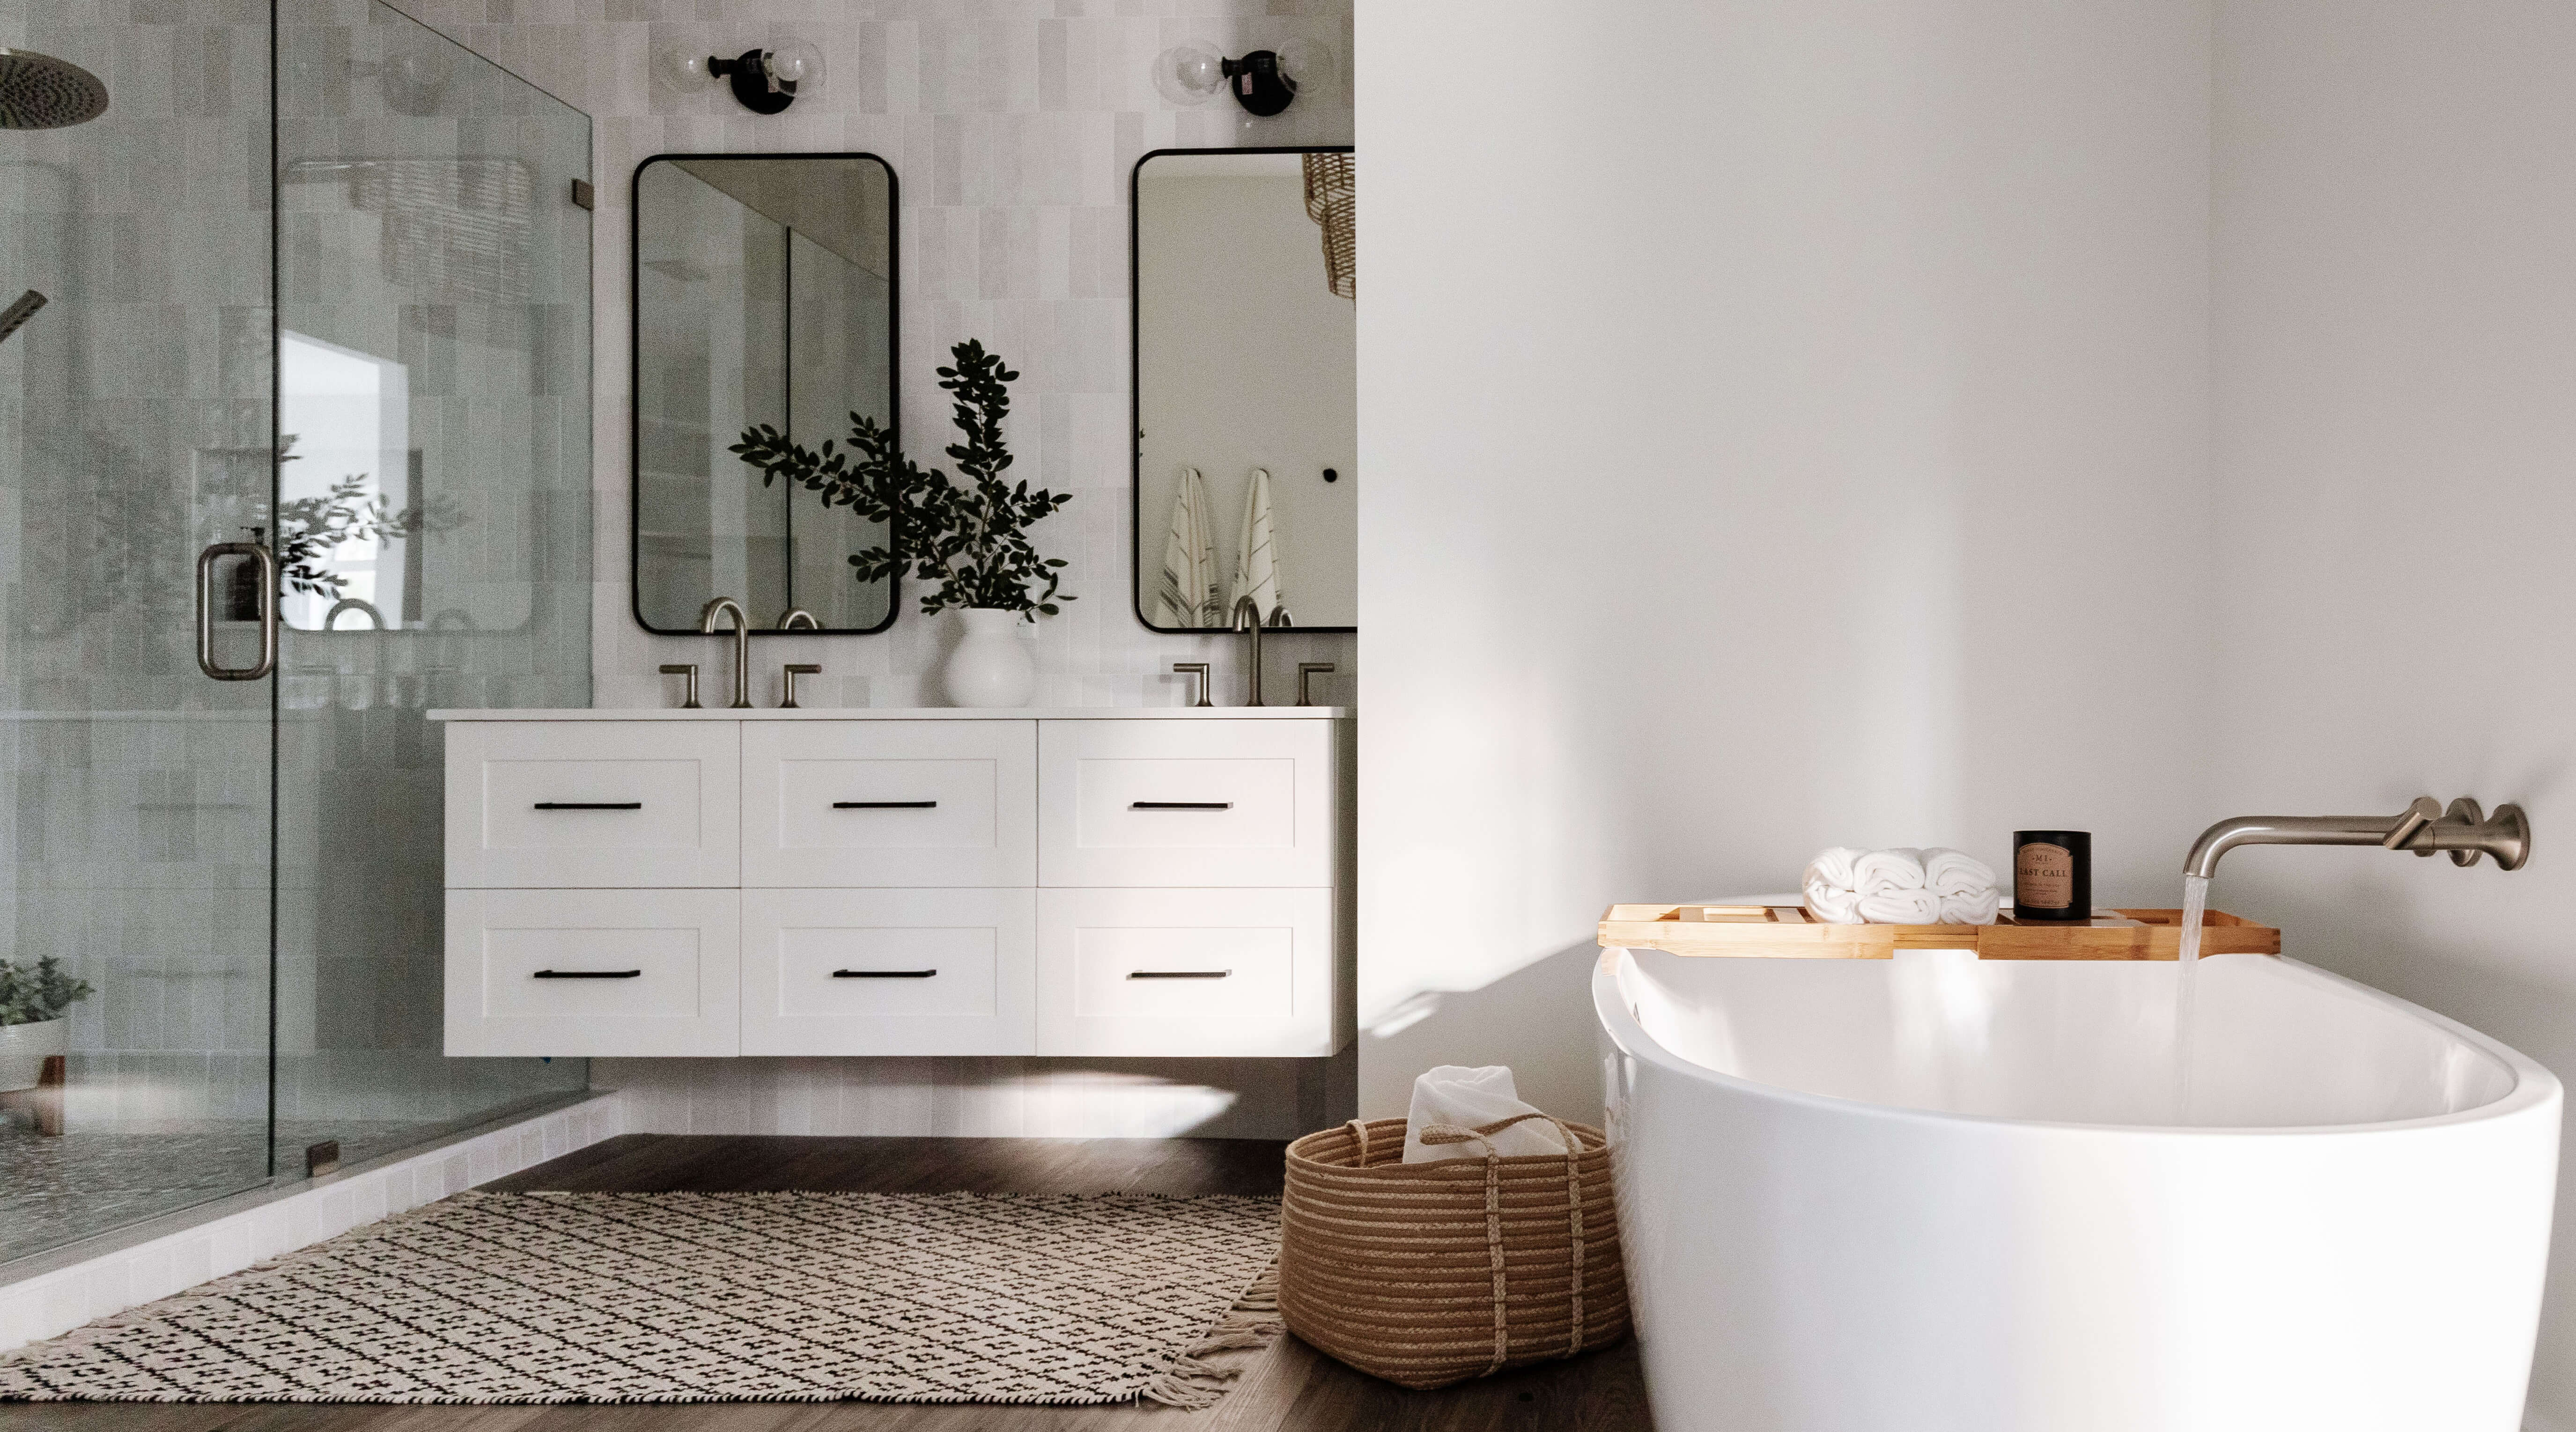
[0,49,108,130]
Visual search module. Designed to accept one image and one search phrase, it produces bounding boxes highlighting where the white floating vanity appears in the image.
[432,709,1354,1061]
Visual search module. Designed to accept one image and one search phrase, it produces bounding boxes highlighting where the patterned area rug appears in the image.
[0,1190,1283,1406]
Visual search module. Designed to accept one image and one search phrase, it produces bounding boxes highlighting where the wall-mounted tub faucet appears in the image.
[2185,796,2530,879]
[698,596,754,709]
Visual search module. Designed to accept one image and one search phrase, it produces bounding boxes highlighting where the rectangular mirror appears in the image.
[1132,147,1355,633]
[632,154,897,633]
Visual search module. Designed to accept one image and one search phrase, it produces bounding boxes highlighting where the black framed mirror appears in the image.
[1131,146,1355,635]
[631,152,898,634]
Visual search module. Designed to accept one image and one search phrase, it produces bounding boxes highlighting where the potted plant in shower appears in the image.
[0,955,91,1102]
[731,339,1074,707]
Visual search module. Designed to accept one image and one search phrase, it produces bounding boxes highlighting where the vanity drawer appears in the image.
[1035,888,1332,1057]
[739,888,1035,1056]
[445,721,738,889]
[444,889,739,1057]
[742,721,1035,887]
[1038,720,1334,887]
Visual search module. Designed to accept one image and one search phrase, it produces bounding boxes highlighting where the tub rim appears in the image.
[1593,944,2561,1139]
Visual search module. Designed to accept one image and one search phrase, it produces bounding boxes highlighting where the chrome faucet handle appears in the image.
[780,663,821,709]
[658,664,701,710]
[1171,662,1212,708]
[2418,797,2532,869]
[2385,796,2445,852]
[1296,662,1334,706]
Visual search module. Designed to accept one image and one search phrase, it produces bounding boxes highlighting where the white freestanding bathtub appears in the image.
[1593,943,2561,1432]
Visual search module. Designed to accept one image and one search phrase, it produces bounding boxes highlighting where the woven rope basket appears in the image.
[1279,1113,1630,1390]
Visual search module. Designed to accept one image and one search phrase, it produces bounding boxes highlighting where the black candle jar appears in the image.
[2012,831,2090,923]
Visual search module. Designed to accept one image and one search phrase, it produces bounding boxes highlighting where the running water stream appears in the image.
[2173,872,2210,1120]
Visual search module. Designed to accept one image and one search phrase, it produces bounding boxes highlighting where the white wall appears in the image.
[1355,0,2217,1122]
[2210,3,2576,1425]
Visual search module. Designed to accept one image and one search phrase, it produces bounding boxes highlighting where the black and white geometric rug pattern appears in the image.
[0,1190,1284,1405]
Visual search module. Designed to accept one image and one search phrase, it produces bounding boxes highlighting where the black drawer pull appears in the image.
[834,969,937,978]
[532,801,642,811]
[533,969,641,979]
[1129,970,1232,980]
[1130,801,1232,811]
[833,800,938,809]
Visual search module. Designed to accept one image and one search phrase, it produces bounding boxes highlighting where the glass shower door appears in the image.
[271,0,591,1173]
[0,3,278,1263]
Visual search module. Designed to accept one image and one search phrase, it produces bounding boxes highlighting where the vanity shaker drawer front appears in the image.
[1035,888,1332,1057]
[739,889,1035,1056]
[1038,721,1333,887]
[741,721,1035,888]
[445,721,738,889]
[445,889,739,1057]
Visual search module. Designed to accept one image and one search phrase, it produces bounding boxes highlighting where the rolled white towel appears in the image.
[1921,847,1998,899]
[1402,1065,1567,1163]
[1854,847,1927,897]
[1802,846,1867,895]
[1804,882,1865,925]
[1857,886,1942,925]
[1938,887,2000,925]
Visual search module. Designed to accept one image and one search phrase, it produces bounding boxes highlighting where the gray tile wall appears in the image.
[381,0,1358,1139]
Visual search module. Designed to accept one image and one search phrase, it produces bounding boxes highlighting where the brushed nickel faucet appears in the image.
[2185,796,2530,879]
[698,596,754,708]
[1230,595,1292,705]
[776,607,819,631]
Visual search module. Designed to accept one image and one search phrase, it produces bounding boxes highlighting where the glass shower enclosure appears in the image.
[0,0,590,1268]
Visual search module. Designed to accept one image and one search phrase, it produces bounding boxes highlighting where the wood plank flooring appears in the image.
[0,1136,1652,1432]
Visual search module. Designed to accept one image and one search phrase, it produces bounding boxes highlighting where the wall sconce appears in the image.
[1151,40,1333,118]
[659,41,823,115]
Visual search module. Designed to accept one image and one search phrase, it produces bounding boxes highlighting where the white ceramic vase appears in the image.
[0,1018,66,1093]
[942,607,1036,708]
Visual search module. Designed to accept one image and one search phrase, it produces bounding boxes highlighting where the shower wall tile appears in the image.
[377,0,1358,715]
[375,0,1358,1138]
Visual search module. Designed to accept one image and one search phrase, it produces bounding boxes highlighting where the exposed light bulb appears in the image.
[1273,39,1335,101]
[1152,42,1226,107]
[655,43,714,91]
[764,40,823,95]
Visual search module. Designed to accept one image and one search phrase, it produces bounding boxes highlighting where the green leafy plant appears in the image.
[730,339,1075,617]
[0,956,92,1027]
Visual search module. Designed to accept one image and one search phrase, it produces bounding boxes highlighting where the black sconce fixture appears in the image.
[1151,40,1334,119]
[658,41,823,115]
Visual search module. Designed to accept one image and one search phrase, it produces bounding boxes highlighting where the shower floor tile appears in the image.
[0,1117,430,1265]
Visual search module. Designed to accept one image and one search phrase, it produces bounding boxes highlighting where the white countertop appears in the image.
[426,706,1351,722]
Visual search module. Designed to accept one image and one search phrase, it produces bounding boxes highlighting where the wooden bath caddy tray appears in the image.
[1598,903,2280,961]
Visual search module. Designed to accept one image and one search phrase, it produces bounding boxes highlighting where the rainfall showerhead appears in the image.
[0,49,108,130]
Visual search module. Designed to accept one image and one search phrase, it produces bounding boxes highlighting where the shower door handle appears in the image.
[195,539,278,682]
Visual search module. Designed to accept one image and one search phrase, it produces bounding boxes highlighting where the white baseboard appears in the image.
[0,1091,625,1353]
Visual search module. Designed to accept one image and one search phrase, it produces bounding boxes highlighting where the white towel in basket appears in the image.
[1402,1065,1568,1164]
